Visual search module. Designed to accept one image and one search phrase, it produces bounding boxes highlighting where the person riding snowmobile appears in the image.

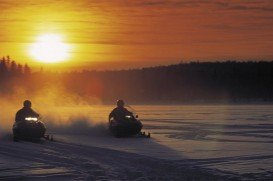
[109,100,133,122]
[15,100,39,123]
[13,100,45,141]
[109,100,143,137]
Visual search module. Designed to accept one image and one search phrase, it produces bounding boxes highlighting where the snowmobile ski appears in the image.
[44,134,54,141]
[137,131,151,138]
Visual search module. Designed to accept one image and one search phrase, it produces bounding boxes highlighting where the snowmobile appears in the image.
[12,117,53,142]
[109,115,149,138]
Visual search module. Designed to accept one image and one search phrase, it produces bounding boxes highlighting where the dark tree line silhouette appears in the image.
[0,56,31,76]
[1,56,273,104]
[0,56,31,94]
[59,61,273,103]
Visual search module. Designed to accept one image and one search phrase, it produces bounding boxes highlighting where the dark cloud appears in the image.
[214,1,273,12]
[223,4,273,12]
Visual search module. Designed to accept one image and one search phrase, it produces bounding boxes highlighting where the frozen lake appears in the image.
[61,105,273,177]
[1,104,273,180]
[136,105,273,175]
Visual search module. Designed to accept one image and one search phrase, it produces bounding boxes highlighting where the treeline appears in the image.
[0,56,32,94]
[1,57,273,104]
[60,61,273,103]
[0,56,31,76]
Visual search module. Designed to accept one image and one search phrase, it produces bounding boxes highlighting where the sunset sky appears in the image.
[0,0,272,70]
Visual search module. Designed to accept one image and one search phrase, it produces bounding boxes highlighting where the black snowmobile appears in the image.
[109,115,148,138]
[12,117,52,142]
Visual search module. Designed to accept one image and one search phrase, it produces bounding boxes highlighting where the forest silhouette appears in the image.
[1,56,273,104]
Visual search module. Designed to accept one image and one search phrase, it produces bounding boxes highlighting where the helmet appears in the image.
[117,99,125,108]
[23,100,32,108]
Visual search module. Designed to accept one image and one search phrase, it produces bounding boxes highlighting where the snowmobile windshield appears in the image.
[25,117,38,121]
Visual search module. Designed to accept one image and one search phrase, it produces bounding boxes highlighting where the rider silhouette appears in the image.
[109,100,133,122]
[15,100,39,122]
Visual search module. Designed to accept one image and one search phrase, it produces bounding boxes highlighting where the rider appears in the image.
[15,100,39,122]
[109,100,133,122]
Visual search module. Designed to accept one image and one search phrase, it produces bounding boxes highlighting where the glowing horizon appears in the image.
[0,0,272,70]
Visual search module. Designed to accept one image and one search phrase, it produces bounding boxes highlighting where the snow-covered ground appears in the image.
[1,105,273,180]
[0,134,235,180]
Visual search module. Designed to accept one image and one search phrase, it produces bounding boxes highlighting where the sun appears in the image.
[29,34,70,63]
